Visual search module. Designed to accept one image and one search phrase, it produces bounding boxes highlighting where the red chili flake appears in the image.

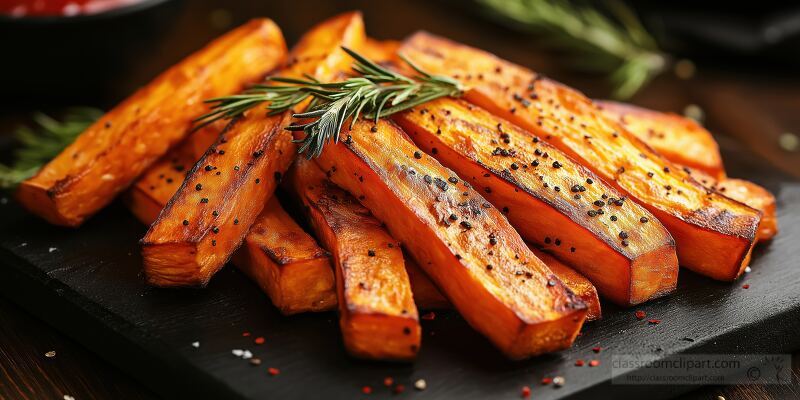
[361,386,373,394]
[541,377,552,385]
[422,312,436,320]
[383,377,394,387]
[521,386,531,398]
[648,319,661,325]
[592,346,602,353]
[742,284,750,289]
[635,310,646,320]
[242,331,251,337]
[254,337,265,345]
[589,360,601,367]
[574,359,585,367]
[393,384,405,394]
[267,367,280,376]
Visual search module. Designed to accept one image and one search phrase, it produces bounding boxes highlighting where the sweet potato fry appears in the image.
[529,248,601,321]
[399,32,761,281]
[142,12,367,287]
[233,197,336,314]
[125,131,336,314]
[594,102,778,242]
[596,101,725,179]
[17,19,287,226]
[286,158,420,360]
[313,119,587,359]
[394,99,677,306]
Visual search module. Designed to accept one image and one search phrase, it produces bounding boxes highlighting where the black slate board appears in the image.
[1,139,799,400]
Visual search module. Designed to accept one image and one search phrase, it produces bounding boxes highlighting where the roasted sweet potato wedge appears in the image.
[125,128,336,313]
[597,101,725,179]
[286,158,420,360]
[141,12,367,287]
[17,19,287,227]
[313,119,587,359]
[594,102,778,243]
[529,248,601,321]
[233,197,336,314]
[400,32,761,281]
[394,99,677,306]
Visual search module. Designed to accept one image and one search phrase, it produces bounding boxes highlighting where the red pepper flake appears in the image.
[540,376,552,385]
[393,384,405,394]
[589,360,601,367]
[648,319,661,325]
[422,312,436,320]
[361,386,373,394]
[635,310,646,320]
[267,367,280,376]
[242,331,251,337]
[254,337,265,345]
[574,359,585,367]
[383,377,394,387]
[592,346,602,353]
[521,385,531,398]
[742,284,750,289]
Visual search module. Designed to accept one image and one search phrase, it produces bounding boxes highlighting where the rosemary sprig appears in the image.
[195,47,464,158]
[478,0,667,99]
[0,108,102,189]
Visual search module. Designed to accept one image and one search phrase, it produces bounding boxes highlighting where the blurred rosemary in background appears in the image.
[479,0,670,99]
[0,108,102,189]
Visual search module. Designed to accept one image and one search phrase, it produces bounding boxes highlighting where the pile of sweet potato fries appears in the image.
[16,12,777,361]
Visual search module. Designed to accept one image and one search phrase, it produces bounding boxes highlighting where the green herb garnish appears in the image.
[0,108,102,189]
[195,47,464,158]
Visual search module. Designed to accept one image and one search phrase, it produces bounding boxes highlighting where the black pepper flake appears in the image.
[460,221,472,229]
[434,178,448,191]
[234,219,239,225]
[621,240,629,247]
[371,125,378,133]
[218,150,225,155]
[554,186,561,192]
[619,231,628,239]
[640,217,649,223]
[510,163,519,170]
[544,237,552,244]
[502,206,509,213]
[212,210,219,217]
[594,200,605,207]
[234,166,240,171]
[489,237,498,245]
[647,172,654,178]
[587,210,597,217]
[448,176,458,184]
[610,215,618,221]
[212,226,220,234]
[663,167,671,173]
[211,240,217,246]
[555,239,561,246]
[205,165,213,171]
[449,214,458,221]
[571,185,581,193]
[195,183,203,191]
[414,151,422,159]
[253,150,264,158]
[552,161,562,168]
[570,247,576,253]
[200,198,209,203]
[182,220,189,226]
[368,250,376,257]
[531,160,540,167]
[486,264,493,271]
[255,178,260,184]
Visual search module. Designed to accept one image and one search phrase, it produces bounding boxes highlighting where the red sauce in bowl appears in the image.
[0,0,145,17]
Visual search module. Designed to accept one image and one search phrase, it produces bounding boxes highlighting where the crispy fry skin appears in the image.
[686,169,778,242]
[394,99,677,306]
[17,19,287,227]
[313,119,586,359]
[142,12,367,287]
[125,130,336,313]
[529,248,601,321]
[286,158,420,360]
[233,197,336,314]
[399,32,761,281]
[594,102,778,243]
[597,101,725,179]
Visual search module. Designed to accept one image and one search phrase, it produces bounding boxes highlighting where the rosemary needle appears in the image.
[195,47,464,158]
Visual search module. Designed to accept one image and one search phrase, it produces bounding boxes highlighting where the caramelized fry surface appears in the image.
[314,119,586,359]
[394,99,677,305]
[399,32,761,281]
[287,158,420,360]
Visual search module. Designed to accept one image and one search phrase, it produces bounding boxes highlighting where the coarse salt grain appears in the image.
[232,349,244,357]
[49,247,58,253]
[191,341,199,348]
[45,350,56,358]
[414,379,427,390]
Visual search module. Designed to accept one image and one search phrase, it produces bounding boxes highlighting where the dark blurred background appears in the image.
[0,1,799,399]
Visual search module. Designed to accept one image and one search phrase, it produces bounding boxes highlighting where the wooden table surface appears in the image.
[1,1,798,399]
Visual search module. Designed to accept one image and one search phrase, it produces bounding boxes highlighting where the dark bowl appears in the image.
[0,0,181,106]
